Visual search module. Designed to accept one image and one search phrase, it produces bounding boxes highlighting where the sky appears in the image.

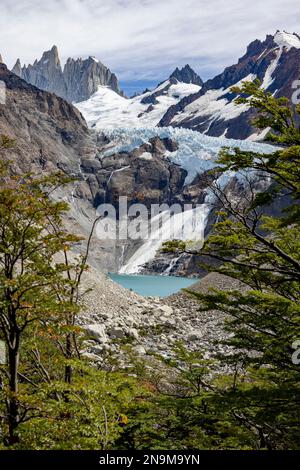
[0,0,300,95]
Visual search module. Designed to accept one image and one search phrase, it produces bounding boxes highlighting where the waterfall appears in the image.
[104,166,130,203]
[119,204,210,274]
[119,244,126,271]
[163,255,181,275]
[104,169,115,203]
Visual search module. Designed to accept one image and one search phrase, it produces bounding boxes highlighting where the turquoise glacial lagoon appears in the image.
[109,273,198,298]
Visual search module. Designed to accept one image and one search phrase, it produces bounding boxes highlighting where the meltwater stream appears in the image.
[109,273,198,298]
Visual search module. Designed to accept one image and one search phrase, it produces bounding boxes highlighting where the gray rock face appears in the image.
[0,62,96,175]
[170,64,203,86]
[11,58,21,76]
[63,56,122,102]
[18,46,67,100]
[11,46,123,103]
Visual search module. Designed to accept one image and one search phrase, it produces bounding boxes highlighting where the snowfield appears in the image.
[274,30,300,49]
[75,80,201,128]
[171,74,257,130]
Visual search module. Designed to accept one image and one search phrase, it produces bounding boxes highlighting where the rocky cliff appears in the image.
[0,62,95,174]
[159,31,300,140]
[11,46,123,103]
[169,64,203,86]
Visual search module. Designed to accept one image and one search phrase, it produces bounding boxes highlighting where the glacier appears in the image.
[101,126,276,274]
[119,204,210,274]
[100,126,276,185]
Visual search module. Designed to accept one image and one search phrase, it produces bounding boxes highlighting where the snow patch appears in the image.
[171,74,257,127]
[138,152,153,160]
[75,81,201,129]
[261,48,282,90]
[274,31,300,50]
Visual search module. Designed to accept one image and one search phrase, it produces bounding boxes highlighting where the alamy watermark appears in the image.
[0,80,6,105]
[292,340,300,365]
[95,197,207,245]
[291,80,300,105]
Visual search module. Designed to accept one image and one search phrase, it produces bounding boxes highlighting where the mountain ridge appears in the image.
[11,46,123,103]
[159,30,300,140]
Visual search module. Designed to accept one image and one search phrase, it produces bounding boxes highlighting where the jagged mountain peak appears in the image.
[169,64,203,86]
[10,46,123,103]
[40,45,61,65]
[11,58,21,76]
[245,30,300,57]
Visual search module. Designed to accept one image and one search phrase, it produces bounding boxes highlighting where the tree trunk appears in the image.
[7,345,20,445]
[64,333,72,385]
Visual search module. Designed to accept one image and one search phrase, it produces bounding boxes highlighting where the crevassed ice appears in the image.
[100,126,276,185]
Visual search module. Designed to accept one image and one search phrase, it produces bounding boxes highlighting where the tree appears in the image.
[0,137,81,444]
[0,136,144,450]
[163,81,300,449]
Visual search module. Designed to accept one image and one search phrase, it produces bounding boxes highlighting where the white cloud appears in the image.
[0,0,299,82]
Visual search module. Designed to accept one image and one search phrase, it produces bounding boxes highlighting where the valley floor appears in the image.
[78,265,244,366]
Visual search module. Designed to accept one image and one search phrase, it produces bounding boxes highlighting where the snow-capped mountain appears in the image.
[159,31,300,140]
[11,46,122,103]
[169,64,203,86]
[75,66,202,128]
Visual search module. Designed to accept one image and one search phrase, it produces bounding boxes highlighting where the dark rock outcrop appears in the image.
[80,136,188,212]
[140,65,202,106]
[0,62,96,174]
[170,64,203,86]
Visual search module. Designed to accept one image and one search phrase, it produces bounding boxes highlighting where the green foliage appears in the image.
[0,140,147,449]
[184,82,300,449]
[231,79,300,145]
[4,362,141,450]
[158,83,300,450]
[1,80,300,450]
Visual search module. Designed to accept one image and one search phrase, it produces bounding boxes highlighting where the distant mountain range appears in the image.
[10,45,123,103]
[3,30,299,140]
[77,30,300,140]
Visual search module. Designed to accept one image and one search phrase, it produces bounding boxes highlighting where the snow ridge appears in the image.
[76,81,201,129]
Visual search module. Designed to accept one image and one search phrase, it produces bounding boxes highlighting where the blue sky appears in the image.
[120,80,159,97]
[1,0,300,95]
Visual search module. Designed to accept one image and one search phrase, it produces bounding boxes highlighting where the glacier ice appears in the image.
[100,126,276,185]
[95,126,277,273]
